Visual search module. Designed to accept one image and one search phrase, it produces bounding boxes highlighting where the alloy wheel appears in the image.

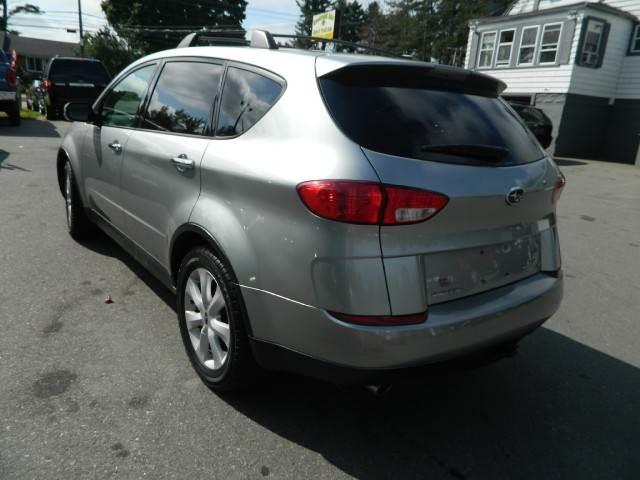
[184,267,230,370]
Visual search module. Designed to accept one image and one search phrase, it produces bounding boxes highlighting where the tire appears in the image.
[63,161,92,240]
[177,247,257,392]
[8,101,20,126]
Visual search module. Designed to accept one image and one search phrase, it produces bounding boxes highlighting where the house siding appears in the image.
[570,11,635,97]
[469,12,581,94]
[509,0,640,18]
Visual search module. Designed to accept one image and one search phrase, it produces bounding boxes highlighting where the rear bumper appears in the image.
[0,90,17,102]
[243,272,563,375]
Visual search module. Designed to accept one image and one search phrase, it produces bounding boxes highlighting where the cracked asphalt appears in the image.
[1,118,639,479]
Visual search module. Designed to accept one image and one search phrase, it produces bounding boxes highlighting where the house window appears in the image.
[538,23,562,64]
[26,56,44,72]
[518,26,539,65]
[580,18,606,66]
[495,29,515,66]
[478,31,497,68]
[630,24,640,54]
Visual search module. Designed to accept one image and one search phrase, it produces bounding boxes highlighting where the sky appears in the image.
[4,0,307,44]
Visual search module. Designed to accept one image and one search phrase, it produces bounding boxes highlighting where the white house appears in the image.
[465,1,640,164]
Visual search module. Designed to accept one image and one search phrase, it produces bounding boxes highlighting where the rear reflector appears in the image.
[297,180,448,226]
[330,311,427,326]
[552,172,566,204]
[7,69,17,87]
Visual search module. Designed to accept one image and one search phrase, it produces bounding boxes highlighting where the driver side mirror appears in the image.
[64,102,101,124]
[64,102,90,122]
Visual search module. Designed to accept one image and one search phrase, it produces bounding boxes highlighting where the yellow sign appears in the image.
[312,11,337,40]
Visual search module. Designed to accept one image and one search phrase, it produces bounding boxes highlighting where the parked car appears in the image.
[58,32,565,392]
[44,57,111,120]
[508,102,553,149]
[26,79,46,114]
[0,49,20,125]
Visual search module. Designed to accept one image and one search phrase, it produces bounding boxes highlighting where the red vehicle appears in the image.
[0,49,20,126]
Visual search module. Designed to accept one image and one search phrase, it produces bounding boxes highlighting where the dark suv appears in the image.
[0,49,20,125]
[44,57,110,120]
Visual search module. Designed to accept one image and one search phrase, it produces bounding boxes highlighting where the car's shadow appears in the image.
[220,331,639,479]
[0,117,61,137]
[77,233,176,313]
[75,230,638,479]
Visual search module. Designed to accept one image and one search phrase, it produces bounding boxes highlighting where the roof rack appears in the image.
[177,30,398,58]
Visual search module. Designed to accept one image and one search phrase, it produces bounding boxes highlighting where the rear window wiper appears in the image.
[420,144,510,161]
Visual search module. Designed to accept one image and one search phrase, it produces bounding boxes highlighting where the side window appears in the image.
[538,23,562,64]
[578,18,609,68]
[495,29,515,67]
[216,66,283,137]
[143,61,224,135]
[101,64,155,128]
[630,24,640,54]
[477,31,497,68]
[518,26,539,66]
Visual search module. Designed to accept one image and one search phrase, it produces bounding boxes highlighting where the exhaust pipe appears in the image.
[366,384,393,396]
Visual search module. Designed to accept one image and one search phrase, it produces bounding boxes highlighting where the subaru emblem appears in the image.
[506,187,524,205]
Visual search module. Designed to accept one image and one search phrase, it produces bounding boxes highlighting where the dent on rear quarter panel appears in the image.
[190,57,391,321]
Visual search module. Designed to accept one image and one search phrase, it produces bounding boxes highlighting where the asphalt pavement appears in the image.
[1,118,639,479]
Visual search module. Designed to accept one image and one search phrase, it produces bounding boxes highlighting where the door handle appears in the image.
[170,154,194,172]
[108,141,122,154]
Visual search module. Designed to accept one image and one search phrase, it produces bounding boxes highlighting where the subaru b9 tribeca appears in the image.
[57,38,564,391]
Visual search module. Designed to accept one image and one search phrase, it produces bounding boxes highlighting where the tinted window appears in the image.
[319,66,544,166]
[216,67,282,137]
[143,61,223,135]
[49,59,110,85]
[101,64,155,128]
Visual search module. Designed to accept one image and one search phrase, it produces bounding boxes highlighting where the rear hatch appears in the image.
[318,62,563,307]
[48,59,110,104]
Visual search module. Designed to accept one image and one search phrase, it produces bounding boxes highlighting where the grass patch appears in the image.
[20,109,42,120]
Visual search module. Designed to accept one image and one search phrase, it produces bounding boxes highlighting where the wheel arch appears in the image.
[170,223,254,336]
[170,223,238,287]
[56,148,70,197]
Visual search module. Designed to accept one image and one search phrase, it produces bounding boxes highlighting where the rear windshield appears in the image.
[318,65,544,166]
[49,60,110,85]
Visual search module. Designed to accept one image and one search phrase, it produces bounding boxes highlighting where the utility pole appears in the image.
[77,0,84,56]
[2,0,8,51]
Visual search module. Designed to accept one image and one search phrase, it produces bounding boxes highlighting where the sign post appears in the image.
[312,10,337,42]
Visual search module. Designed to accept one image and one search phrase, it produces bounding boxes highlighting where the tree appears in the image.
[333,0,367,45]
[78,27,137,76]
[101,0,248,55]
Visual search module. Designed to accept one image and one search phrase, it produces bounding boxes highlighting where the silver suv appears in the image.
[58,32,564,391]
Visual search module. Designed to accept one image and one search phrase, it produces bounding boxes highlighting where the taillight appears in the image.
[44,79,52,94]
[7,69,17,87]
[297,180,448,226]
[297,181,383,224]
[382,186,448,225]
[552,172,566,204]
[330,311,426,326]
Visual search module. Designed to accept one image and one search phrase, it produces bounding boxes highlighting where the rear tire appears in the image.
[8,101,20,126]
[177,247,258,392]
[63,161,92,240]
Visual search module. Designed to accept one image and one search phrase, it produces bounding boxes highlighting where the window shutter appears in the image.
[467,32,480,69]
[557,19,576,64]
[595,22,610,68]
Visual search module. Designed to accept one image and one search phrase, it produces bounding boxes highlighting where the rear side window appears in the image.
[318,65,544,166]
[216,66,282,137]
[101,64,156,128]
[49,59,110,85]
[143,61,224,135]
